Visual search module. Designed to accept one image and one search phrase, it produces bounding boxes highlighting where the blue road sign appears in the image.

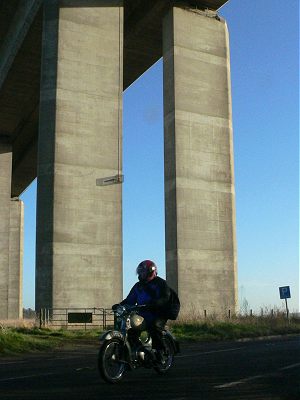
[279,286,291,299]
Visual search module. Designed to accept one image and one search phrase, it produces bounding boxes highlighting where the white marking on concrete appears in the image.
[75,366,95,372]
[0,372,56,382]
[215,362,300,389]
[0,360,27,365]
[176,347,243,358]
[0,355,87,366]
[280,363,300,371]
[215,373,274,388]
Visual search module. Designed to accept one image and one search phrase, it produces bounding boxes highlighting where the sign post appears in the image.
[279,286,291,319]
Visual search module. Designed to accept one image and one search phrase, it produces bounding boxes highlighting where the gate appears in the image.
[39,307,114,330]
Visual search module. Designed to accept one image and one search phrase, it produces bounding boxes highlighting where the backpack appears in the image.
[164,287,180,320]
[142,279,180,320]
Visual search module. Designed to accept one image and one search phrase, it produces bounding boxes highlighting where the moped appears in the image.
[98,304,179,383]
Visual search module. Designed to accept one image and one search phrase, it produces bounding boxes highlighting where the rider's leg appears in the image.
[127,328,141,347]
[148,318,167,352]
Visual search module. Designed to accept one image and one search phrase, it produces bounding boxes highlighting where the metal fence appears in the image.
[39,307,114,330]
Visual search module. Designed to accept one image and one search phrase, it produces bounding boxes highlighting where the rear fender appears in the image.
[163,330,180,354]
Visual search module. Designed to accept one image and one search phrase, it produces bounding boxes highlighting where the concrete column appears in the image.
[0,141,12,319]
[36,1,123,311]
[163,7,238,315]
[8,199,24,319]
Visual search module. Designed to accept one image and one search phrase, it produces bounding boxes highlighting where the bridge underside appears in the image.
[0,0,228,196]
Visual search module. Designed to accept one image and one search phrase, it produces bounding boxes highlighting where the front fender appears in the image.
[99,330,133,368]
[99,330,124,344]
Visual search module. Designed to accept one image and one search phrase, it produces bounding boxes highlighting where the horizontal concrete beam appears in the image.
[0,0,42,91]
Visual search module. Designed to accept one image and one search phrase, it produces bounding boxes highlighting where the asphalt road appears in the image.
[0,335,299,400]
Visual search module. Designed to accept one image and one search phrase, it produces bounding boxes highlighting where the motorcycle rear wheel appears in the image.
[98,339,126,383]
[154,336,174,375]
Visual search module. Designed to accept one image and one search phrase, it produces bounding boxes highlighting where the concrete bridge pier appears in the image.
[36,1,123,311]
[0,140,23,319]
[0,141,12,320]
[8,198,24,319]
[163,7,237,315]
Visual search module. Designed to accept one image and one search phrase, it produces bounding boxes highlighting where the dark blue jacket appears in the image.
[121,276,171,324]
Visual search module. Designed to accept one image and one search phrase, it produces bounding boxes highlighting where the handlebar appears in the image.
[112,304,147,314]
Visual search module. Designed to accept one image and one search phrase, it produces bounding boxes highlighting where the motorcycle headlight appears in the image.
[130,313,144,329]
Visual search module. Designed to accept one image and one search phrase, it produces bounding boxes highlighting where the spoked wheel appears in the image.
[154,337,175,375]
[98,339,126,383]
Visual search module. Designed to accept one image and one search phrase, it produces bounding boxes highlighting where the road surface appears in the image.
[0,335,299,399]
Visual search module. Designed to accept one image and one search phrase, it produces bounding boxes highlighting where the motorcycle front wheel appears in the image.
[98,339,126,383]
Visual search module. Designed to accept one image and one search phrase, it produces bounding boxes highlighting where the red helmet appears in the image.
[136,260,157,282]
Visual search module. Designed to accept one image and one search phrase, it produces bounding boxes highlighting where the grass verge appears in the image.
[1,315,299,355]
[0,327,101,356]
[169,316,300,342]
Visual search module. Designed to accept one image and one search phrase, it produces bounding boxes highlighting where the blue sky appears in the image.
[21,0,299,312]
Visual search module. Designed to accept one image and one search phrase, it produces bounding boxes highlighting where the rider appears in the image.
[113,260,171,361]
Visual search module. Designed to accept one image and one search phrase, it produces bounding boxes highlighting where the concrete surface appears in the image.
[0,0,237,317]
[0,336,299,400]
[163,7,237,314]
[0,141,23,319]
[0,141,12,319]
[8,199,24,319]
[35,1,123,310]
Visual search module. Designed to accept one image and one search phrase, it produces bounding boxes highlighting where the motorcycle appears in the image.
[98,304,180,383]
